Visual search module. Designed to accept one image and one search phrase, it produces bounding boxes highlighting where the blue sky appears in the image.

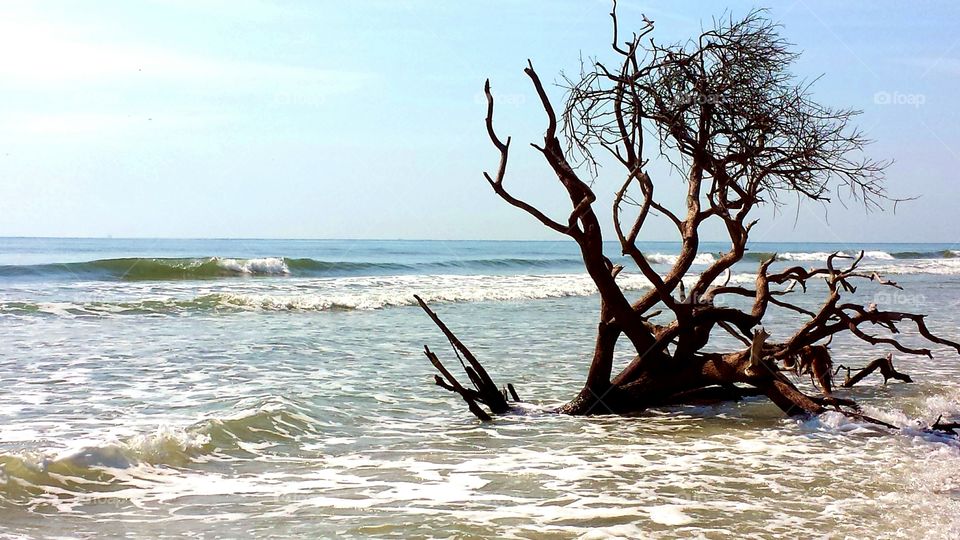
[0,0,958,242]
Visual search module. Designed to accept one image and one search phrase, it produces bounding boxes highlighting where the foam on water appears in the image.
[864,258,960,275]
[0,396,326,505]
[3,369,960,538]
[0,271,770,317]
[645,253,718,265]
[215,256,290,275]
[777,251,848,261]
[864,250,896,260]
[650,250,897,265]
[3,239,960,538]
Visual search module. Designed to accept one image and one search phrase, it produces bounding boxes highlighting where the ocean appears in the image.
[2,237,959,538]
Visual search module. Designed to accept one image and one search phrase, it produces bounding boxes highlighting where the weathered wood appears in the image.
[656,385,765,405]
[423,346,491,421]
[745,327,770,377]
[415,295,510,414]
[507,384,521,402]
[838,354,913,388]
[932,415,960,434]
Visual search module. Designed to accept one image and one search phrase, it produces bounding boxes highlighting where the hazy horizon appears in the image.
[1,235,956,245]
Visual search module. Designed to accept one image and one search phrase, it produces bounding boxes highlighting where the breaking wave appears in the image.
[1,250,957,283]
[1,271,774,317]
[0,397,321,502]
[645,253,717,265]
[770,251,880,262]
[742,250,948,262]
[0,256,587,282]
[0,272,678,316]
[0,257,293,281]
[644,250,926,265]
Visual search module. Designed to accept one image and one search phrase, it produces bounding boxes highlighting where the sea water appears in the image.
[1,238,959,538]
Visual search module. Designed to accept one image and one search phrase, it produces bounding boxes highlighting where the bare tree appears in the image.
[416,4,960,432]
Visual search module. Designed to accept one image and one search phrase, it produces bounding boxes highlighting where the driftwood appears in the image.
[414,3,960,437]
[932,415,960,434]
[415,295,518,420]
[837,353,914,387]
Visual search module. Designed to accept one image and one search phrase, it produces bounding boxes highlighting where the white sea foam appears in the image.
[211,273,658,311]
[775,250,896,262]
[4,345,960,538]
[646,253,718,265]
[215,257,290,275]
[184,271,756,312]
[777,251,848,262]
[643,250,897,265]
[646,504,694,526]
[864,258,960,276]
[0,270,792,316]
[863,250,895,260]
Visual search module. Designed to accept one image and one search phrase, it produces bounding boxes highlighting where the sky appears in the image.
[0,0,958,242]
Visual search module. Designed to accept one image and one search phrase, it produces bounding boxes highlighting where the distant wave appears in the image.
[0,256,586,282]
[890,250,959,259]
[776,250,959,262]
[646,250,909,265]
[744,250,949,262]
[0,257,294,281]
[2,250,958,283]
[1,250,957,284]
[861,259,960,276]
[778,251,853,262]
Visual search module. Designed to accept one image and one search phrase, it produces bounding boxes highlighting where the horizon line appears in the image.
[0,235,953,245]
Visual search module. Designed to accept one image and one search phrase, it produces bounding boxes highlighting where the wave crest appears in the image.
[0,256,589,282]
[0,397,321,502]
[0,273,663,315]
[645,253,717,265]
[1,250,957,283]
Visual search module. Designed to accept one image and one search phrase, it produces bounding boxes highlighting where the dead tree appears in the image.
[417,4,960,431]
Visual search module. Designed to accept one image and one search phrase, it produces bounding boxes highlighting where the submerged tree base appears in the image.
[417,294,959,439]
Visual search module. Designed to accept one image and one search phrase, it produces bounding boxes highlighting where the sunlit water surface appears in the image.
[2,239,960,538]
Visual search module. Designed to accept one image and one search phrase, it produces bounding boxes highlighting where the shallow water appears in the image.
[2,239,960,538]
